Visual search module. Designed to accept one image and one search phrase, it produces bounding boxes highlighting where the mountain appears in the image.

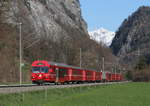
[110,6,150,68]
[0,0,88,82]
[0,0,115,82]
[2,0,88,39]
[89,28,115,46]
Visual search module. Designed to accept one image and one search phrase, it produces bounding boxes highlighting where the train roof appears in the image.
[48,61,96,71]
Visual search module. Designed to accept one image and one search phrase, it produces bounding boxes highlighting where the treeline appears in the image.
[0,0,116,83]
[0,23,116,83]
[126,55,150,82]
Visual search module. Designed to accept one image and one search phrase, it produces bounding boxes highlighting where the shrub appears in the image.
[132,66,150,82]
[126,70,133,80]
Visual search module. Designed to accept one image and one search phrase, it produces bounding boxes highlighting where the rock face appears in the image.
[0,0,89,82]
[110,6,150,68]
[0,0,115,82]
[4,0,88,40]
[0,0,89,63]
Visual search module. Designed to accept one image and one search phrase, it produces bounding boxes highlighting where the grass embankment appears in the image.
[0,82,150,106]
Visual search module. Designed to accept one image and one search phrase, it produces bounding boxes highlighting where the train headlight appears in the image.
[39,74,42,77]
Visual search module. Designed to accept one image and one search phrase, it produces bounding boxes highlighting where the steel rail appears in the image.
[0,81,130,88]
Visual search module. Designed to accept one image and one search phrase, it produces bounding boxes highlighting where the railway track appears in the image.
[0,84,37,88]
[0,81,130,94]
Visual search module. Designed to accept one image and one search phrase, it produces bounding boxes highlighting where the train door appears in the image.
[108,73,111,81]
[55,68,59,83]
[102,72,106,82]
[68,68,72,81]
[93,71,96,81]
[102,72,106,80]
[82,70,86,81]
[55,67,68,83]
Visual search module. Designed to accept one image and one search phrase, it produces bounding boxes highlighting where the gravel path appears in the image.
[0,81,129,94]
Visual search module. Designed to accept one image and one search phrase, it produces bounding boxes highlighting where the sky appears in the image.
[80,0,150,32]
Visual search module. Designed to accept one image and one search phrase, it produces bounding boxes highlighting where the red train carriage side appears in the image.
[85,70,95,82]
[31,60,123,85]
[106,72,112,82]
[110,73,122,81]
[31,60,97,84]
[95,72,102,82]
[71,68,83,83]
[101,72,122,82]
[112,73,117,81]
[116,73,123,81]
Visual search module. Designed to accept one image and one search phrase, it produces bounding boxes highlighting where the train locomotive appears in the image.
[31,60,123,85]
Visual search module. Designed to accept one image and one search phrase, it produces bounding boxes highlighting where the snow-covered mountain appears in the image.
[89,28,115,46]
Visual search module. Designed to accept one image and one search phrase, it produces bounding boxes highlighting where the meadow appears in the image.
[0,82,150,106]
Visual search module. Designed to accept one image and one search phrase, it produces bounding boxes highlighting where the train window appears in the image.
[32,67,40,73]
[59,68,68,77]
[40,67,49,73]
[73,70,81,75]
[32,67,48,73]
[86,71,91,76]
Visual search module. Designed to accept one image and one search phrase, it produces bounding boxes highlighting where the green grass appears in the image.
[0,82,150,106]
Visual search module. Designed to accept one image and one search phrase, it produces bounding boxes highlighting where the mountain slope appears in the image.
[89,28,115,46]
[110,6,150,68]
[4,0,88,39]
[0,0,115,82]
[0,0,89,82]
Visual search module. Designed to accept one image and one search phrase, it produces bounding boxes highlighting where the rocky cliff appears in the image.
[2,0,88,40]
[110,6,150,68]
[0,0,115,82]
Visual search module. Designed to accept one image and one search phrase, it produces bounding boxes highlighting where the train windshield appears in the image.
[32,67,49,73]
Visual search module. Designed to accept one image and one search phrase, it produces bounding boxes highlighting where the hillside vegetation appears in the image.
[110,6,150,81]
[0,0,116,83]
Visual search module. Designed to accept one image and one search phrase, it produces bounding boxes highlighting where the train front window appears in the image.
[32,67,49,73]
[32,67,40,73]
[40,67,49,73]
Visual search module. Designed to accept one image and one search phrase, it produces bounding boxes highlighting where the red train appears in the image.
[31,60,123,85]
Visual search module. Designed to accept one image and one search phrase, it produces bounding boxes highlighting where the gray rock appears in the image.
[2,0,88,41]
[110,6,150,68]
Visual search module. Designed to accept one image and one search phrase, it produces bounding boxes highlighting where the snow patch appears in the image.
[89,28,115,46]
